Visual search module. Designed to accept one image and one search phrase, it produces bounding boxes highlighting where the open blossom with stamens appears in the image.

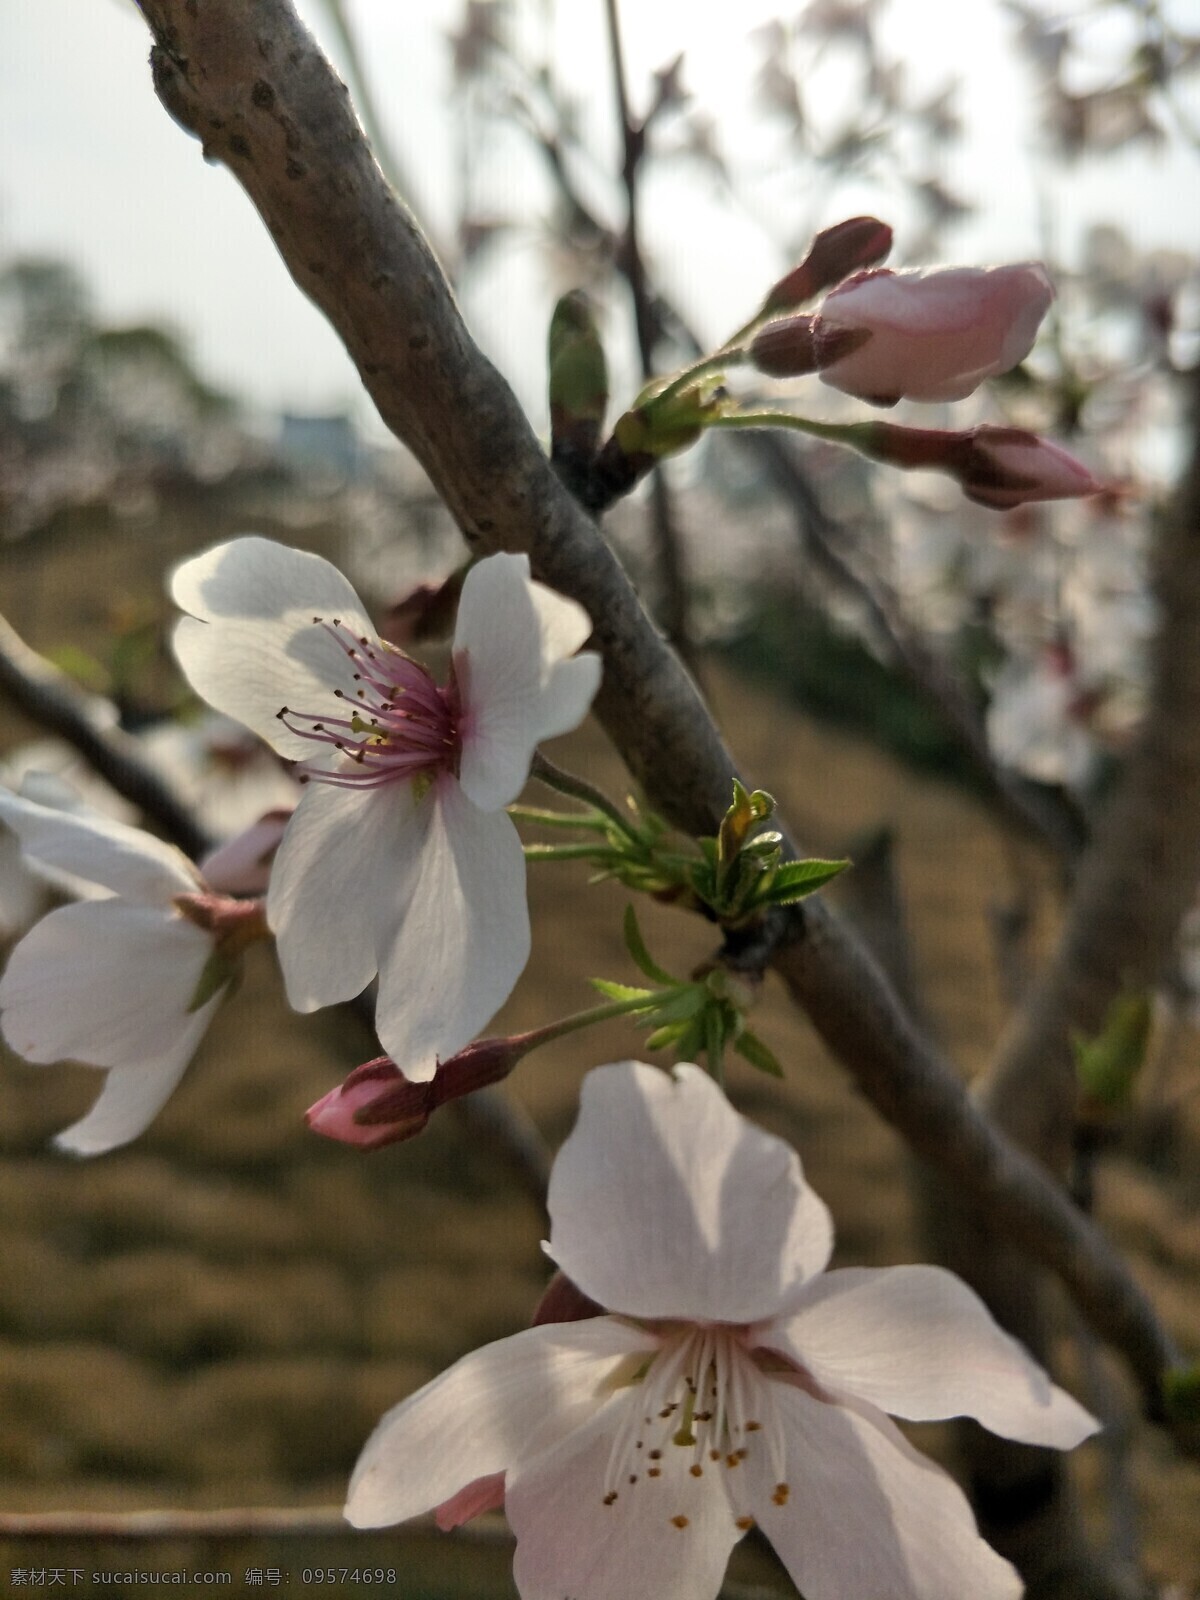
[346,1062,1097,1600]
[0,788,260,1154]
[171,538,601,1079]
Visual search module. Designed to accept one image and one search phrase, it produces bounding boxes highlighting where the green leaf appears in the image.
[643,985,706,1025]
[735,1029,785,1079]
[704,1005,726,1082]
[1164,1364,1200,1424]
[623,904,677,986]
[590,978,655,1004]
[753,857,850,905]
[1071,991,1153,1110]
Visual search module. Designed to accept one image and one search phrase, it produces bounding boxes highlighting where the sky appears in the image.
[0,0,1196,427]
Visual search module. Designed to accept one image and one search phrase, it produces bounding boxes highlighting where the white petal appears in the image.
[546,1063,833,1324]
[267,779,414,1014]
[346,1317,653,1529]
[772,1265,1099,1447]
[537,654,603,743]
[527,576,594,663]
[455,555,598,812]
[507,1388,741,1600]
[55,995,222,1156]
[373,780,529,1079]
[752,1387,1022,1600]
[171,537,375,761]
[0,786,199,904]
[0,900,213,1070]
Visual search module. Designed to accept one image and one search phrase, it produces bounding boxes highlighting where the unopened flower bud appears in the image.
[531,1271,605,1327]
[958,427,1102,509]
[379,566,467,648]
[834,420,1101,508]
[749,315,871,378]
[813,262,1054,404]
[306,1034,528,1150]
[762,215,894,312]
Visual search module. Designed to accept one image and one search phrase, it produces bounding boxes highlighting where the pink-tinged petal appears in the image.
[455,556,598,812]
[54,995,222,1156]
[171,537,374,762]
[817,262,1053,404]
[346,1317,654,1529]
[751,1387,1022,1600]
[771,1265,1099,1447]
[435,1472,505,1530]
[0,900,212,1071]
[507,1392,742,1600]
[373,780,529,1080]
[199,810,291,897]
[546,1063,833,1324]
[267,779,417,1015]
[0,787,199,904]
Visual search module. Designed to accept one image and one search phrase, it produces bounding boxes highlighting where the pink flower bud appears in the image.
[958,427,1102,508]
[531,1271,605,1327]
[749,315,871,378]
[305,1034,527,1150]
[199,809,291,897]
[814,262,1054,404]
[762,216,894,312]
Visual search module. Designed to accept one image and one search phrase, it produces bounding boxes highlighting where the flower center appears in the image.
[600,1325,790,1531]
[277,619,461,791]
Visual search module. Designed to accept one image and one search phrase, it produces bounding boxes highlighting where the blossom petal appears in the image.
[0,900,212,1070]
[0,787,199,904]
[267,779,416,1015]
[507,1390,741,1600]
[546,1063,833,1324]
[537,655,603,743]
[346,1317,654,1529]
[770,1265,1099,1447]
[752,1386,1022,1600]
[373,780,529,1079]
[455,555,596,812]
[54,996,223,1156]
[172,537,374,762]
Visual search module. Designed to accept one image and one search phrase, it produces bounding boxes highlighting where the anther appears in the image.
[602,1492,618,1506]
[772,1483,790,1506]
[670,1515,689,1529]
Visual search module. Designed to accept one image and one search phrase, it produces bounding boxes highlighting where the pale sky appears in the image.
[1,0,1196,425]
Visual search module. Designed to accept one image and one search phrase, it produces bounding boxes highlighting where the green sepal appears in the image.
[646,1021,692,1052]
[735,1029,785,1079]
[1071,990,1152,1111]
[187,949,240,1013]
[623,904,677,986]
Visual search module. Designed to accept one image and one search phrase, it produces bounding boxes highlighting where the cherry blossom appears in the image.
[171,538,600,1079]
[346,1061,1097,1600]
[813,262,1054,404]
[0,788,249,1155]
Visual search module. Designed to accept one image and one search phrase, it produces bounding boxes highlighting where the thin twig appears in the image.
[0,609,212,861]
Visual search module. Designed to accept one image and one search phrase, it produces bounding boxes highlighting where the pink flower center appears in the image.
[277,619,462,791]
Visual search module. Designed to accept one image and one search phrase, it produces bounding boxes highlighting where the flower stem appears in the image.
[518,992,662,1053]
[507,803,608,833]
[530,752,641,841]
[640,349,746,411]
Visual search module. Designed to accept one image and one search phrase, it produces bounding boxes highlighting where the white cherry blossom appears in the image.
[171,538,600,1079]
[0,788,237,1155]
[346,1061,1098,1600]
